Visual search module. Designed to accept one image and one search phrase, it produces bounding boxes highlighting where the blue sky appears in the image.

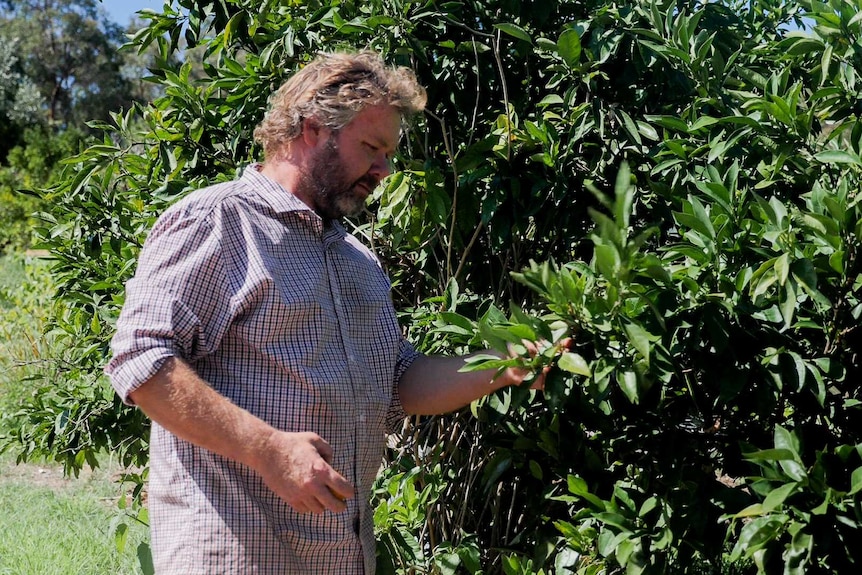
[101,0,167,25]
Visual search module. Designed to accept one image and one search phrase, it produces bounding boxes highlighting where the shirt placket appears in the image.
[321,225,369,546]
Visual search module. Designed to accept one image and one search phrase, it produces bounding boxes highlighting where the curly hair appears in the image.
[253,51,427,158]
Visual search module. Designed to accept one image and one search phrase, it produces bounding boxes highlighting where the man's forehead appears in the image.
[346,104,401,143]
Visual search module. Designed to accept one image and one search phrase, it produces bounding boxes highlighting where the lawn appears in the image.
[0,253,150,574]
[0,451,149,575]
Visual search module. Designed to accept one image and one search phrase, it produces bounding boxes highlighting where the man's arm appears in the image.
[397,351,527,415]
[130,357,354,514]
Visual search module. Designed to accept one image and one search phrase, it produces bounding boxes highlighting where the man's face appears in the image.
[304,104,402,220]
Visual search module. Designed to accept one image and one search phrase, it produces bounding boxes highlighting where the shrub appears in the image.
[9,0,861,573]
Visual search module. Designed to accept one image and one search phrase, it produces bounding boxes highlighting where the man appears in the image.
[106,51,541,574]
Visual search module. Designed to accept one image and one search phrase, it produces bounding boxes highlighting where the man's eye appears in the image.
[364,142,379,151]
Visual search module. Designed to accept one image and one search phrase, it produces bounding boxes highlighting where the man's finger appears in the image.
[309,434,334,463]
[309,483,348,513]
[326,470,355,503]
[304,496,326,514]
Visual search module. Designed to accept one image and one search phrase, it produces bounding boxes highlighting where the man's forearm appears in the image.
[129,357,276,470]
[129,356,354,513]
[398,353,517,415]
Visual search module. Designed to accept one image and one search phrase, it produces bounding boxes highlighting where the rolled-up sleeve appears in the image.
[105,207,234,404]
[384,338,424,433]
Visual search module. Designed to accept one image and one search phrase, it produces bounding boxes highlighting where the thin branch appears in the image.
[426,109,459,281]
[491,30,513,161]
[453,220,485,282]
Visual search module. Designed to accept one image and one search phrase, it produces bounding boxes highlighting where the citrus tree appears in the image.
[6,0,861,573]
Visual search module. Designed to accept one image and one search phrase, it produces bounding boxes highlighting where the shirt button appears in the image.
[359,414,366,423]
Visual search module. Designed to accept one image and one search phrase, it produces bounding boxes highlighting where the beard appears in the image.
[305,138,378,220]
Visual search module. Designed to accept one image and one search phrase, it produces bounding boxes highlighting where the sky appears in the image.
[101,0,167,26]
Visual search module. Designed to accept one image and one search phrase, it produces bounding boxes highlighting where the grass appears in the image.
[0,253,151,574]
[0,252,55,410]
[0,451,149,575]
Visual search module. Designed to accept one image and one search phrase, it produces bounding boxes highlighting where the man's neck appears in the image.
[258,159,317,214]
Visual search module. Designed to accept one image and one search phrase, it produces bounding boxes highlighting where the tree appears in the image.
[0,0,156,252]
[0,34,43,160]
[0,0,134,130]
[9,0,861,573]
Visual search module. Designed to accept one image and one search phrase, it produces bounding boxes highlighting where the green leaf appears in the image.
[538,94,565,106]
[814,150,862,166]
[557,28,582,66]
[733,503,764,518]
[595,512,631,530]
[507,322,537,342]
[495,23,532,44]
[644,115,689,132]
[780,279,797,328]
[223,11,246,48]
[437,312,475,335]
[137,543,154,575]
[820,43,833,86]
[774,253,790,285]
[674,211,713,241]
[529,459,543,479]
[744,448,798,461]
[690,115,720,131]
[694,181,732,214]
[613,162,633,228]
[849,466,862,495]
[763,482,797,512]
[618,109,642,146]
[774,425,801,459]
[459,353,515,373]
[555,548,581,571]
[730,515,788,561]
[114,522,129,552]
[558,352,591,376]
[623,321,652,362]
[619,371,639,404]
[783,523,813,575]
[436,552,460,575]
[781,35,824,55]
[458,544,482,574]
[636,120,659,141]
[791,260,832,309]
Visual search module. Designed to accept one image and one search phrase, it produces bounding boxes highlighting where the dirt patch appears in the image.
[0,456,95,490]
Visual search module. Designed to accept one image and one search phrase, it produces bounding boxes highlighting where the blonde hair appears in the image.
[254,51,427,157]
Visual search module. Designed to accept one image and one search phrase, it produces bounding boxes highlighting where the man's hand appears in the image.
[399,337,574,415]
[129,358,354,516]
[502,337,574,391]
[256,431,355,514]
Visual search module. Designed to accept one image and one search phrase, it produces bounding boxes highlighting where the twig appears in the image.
[426,109,459,280]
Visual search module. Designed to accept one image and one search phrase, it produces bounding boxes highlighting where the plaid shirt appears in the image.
[106,164,420,574]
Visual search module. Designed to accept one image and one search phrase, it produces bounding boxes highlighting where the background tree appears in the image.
[0,0,134,130]
[6,0,861,574]
[0,0,157,252]
[0,35,42,160]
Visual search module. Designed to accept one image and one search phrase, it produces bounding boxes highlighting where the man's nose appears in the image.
[368,153,391,181]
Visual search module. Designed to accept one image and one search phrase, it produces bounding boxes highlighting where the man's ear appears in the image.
[301,117,328,147]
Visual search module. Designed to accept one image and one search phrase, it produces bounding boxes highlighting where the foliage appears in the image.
[0,0,134,131]
[0,254,56,411]
[0,0,162,252]
[0,127,86,253]
[10,0,862,574]
[0,35,42,156]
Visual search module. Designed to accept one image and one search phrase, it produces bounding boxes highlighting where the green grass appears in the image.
[0,451,150,575]
[0,252,55,411]
[0,253,151,574]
